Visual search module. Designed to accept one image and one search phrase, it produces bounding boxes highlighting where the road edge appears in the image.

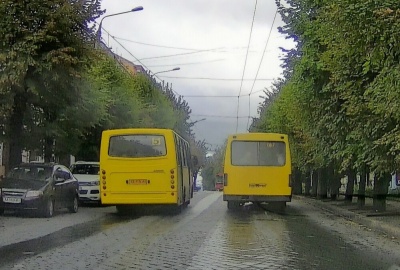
[293,195,400,240]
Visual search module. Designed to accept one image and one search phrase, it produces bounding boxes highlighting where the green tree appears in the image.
[0,0,103,166]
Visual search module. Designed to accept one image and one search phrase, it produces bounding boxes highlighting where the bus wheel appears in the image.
[270,202,286,213]
[116,205,134,215]
[227,201,240,210]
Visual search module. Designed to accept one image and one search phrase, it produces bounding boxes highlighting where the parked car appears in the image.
[70,161,100,204]
[0,163,79,217]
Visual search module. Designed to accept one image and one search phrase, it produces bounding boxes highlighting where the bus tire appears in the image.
[270,201,286,212]
[227,201,240,210]
[116,205,131,215]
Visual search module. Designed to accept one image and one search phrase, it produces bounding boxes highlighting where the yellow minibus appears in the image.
[100,128,193,213]
[223,133,292,210]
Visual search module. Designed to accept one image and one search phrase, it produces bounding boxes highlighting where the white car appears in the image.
[70,161,100,204]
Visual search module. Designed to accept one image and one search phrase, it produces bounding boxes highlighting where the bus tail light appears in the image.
[224,173,228,186]
[101,170,106,189]
[288,174,292,187]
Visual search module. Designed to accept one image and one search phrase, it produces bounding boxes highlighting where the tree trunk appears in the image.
[330,168,341,201]
[311,170,318,197]
[44,137,55,162]
[344,169,356,204]
[292,168,303,195]
[304,170,311,196]
[317,168,328,199]
[373,172,390,212]
[8,92,27,168]
[357,165,367,208]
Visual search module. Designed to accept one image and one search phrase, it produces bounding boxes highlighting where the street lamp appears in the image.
[97,6,144,43]
[189,118,206,127]
[153,67,180,75]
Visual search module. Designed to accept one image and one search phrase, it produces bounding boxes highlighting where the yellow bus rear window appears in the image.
[108,135,166,158]
[231,141,286,166]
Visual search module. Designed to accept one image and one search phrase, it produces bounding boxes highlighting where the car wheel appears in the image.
[68,196,79,213]
[42,198,54,218]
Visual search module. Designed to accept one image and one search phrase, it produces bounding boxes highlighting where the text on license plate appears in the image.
[126,179,148,185]
[3,197,22,204]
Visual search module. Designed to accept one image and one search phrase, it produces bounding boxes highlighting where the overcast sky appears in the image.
[98,0,295,149]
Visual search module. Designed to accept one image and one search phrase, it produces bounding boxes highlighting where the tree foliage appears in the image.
[0,0,206,168]
[252,0,400,209]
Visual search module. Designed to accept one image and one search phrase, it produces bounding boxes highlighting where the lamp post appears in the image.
[153,67,180,76]
[189,118,206,127]
[97,6,144,43]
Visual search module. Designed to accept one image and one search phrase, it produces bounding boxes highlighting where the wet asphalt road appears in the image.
[1,191,400,270]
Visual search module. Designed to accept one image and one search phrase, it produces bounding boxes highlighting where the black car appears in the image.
[0,163,79,217]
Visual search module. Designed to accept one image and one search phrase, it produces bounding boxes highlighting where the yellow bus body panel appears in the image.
[100,128,190,206]
[223,133,292,202]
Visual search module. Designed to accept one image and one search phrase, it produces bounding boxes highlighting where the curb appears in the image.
[293,195,400,240]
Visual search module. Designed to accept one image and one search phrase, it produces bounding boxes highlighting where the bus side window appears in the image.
[175,135,182,167]
[182,142,188,167]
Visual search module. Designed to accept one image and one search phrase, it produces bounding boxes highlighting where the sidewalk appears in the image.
[294,195,400,239]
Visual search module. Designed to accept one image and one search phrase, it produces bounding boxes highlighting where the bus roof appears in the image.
[227,133,288,141]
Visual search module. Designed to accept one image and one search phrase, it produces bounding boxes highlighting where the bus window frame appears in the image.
[230,140,286,167]
[108,134,167,158]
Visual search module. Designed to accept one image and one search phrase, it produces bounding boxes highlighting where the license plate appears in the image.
[126,179,148,185]
[3,197,22,204]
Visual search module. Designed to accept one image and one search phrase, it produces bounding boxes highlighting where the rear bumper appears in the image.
[223,194,291,202]
[101,191,177,205]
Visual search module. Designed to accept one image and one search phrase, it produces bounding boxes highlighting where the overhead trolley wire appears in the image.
[101,27,181,96]
[181,89,266,98]
[136,47,226,61]
[246,9,278,131]
[157,76,274,81]
[146,58,226,68]
[113,36,200,51]
[191,114,254,119]
[236,0,258,132]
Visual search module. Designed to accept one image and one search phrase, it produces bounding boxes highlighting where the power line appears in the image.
[191,114,253,119]
[101,27,181,96]
[236,0,258,133]
[157,76,274,81]
[114,36,199,51]
[146,58,226,68]
[136,47,226,61]
[246,9,278,131]
[182,89,266,98]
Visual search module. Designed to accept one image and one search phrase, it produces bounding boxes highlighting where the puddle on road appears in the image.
[0,213,134,268]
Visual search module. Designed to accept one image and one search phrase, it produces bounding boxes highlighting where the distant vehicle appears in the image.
[100,128,194,213]
[223,133,292,211]
[70,161,100,204]
[0,163,79,217]
[194,183,202,192]
[215,181,224,191]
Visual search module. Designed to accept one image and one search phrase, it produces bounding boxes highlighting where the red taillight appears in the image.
[224,173,228,186]
[289,174,292,187]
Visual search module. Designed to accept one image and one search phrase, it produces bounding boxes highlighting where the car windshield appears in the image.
[71,164,99,175]
[6,166,53,181]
